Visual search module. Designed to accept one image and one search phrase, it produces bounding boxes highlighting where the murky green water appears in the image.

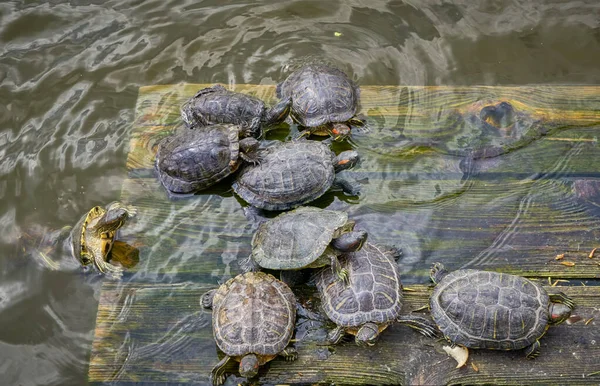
[1,1,599,385]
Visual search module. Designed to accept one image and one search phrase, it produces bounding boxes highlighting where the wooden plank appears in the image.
[88,84,600,384]
[89,283,600,385]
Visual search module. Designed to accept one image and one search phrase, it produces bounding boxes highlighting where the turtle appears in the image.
[71,201,136,278]
[232,140,360,211]
[316,242,439,346]
[276,64,363,141]
[155,123,259,195]
[201,272,297,385]
[245,206,368,283]
[429,262,575,359]
[181,84,291,138]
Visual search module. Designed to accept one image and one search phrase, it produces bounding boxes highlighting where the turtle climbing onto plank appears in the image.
[201,272,297,385]
[429,262,575,359]
[181,84,291,138]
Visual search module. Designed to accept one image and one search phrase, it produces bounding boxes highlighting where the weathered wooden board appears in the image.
[89,84,600,385]
[89,283,600,385]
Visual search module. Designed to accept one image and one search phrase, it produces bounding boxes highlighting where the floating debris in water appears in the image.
[589,248,597,259]
[471,361,479,372]
[443,345,468,368]
[559,261,576,267]
[585,317,595,326]
[334,31,342,37]
[555,253,565,260]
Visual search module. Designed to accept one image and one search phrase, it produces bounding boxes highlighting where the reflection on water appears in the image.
[1,0,599,384]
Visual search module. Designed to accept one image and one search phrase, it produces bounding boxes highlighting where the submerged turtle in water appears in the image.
[71,202,136,278]
[429,263,575,358]
[277,64,363,141]
[155,123,259,195]
[317,242,438,346]
[232,140,360,211]
[245,206,367,283]
[202,272,297,385]
[181,84,291,138]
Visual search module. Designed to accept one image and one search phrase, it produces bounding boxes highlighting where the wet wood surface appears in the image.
[89,84,600,385]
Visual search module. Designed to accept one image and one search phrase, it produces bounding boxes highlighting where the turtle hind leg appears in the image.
[239,254,260,273]
[279,346,298,361]
[525,340,541,359]
[329,255,349,285]
[396,315,441,338]
[210,355,233,386]
[94,256,123,279]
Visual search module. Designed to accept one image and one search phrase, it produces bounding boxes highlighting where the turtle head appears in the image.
[239,353,260,379]
[333,150,360,173]
[329,123,351,142]
[331,230,368,253]
[96,202,136,233]
[355,322,380,347]
[548,292,575,325]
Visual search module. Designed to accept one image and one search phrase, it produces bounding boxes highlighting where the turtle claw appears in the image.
[337,268,350,285]
[280,347,298,361]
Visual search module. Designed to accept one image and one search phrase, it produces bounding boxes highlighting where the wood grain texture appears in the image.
[89,283,600,385]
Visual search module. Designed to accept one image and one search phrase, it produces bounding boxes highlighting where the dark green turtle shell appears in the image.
[232,141,336,211]
[276,64,359,127]
[181,85,266,138]
[430,269,550,350]
[251,206,350,270]
[212,272,296,357]
[316,242,403,327]
[155,124,241,194]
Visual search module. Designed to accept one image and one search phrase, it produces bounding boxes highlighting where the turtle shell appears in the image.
[181,85,265,137]
[276,64,359,128]
[430,269,550,350]
[317,243,403,327]
[251,206,350,270]
[232,141,335,211]
[156,124,241,194]
[212,272,296,357]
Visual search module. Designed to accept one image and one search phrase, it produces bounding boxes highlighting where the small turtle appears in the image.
[429,263,575,358]
[181,84,291,138]
[71,201,136,278]
[317,242,438,346]
[277,64,363,141]
[232,140,360,211]
[245,206,367,283]
[201,272,297,385]
[155,123,259,195]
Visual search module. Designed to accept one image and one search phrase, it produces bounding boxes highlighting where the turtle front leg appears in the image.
[210,355,233,386]
[549,292,576,309]
[396,315,441,338]
[279,346,298,361]
[327,325,346,345]
[329,255,349,285]
[93,256,123,279]
[524,339,541,359]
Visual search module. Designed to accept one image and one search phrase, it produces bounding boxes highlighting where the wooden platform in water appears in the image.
[89,84,600,385]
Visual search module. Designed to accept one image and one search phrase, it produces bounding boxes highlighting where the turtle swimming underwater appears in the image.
[232,140,360,211]
[201,272,297,385]
[245,206,367,283]
[155,123,259,195]
[277,64,363,141]
[317,242,438,346]
[429,263,575,359]
[71,201,136,278]
[181,84,291,138]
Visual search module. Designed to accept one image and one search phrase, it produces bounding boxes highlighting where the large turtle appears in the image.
[232,140,360,211]
[317,242,438,346]
[429,263,575,359]
[181,84,291,138]
[276,64,363,141]
[155,123,259,195]
[245,206,367,283]
[201,272,297,385]
[71,202,136,278]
